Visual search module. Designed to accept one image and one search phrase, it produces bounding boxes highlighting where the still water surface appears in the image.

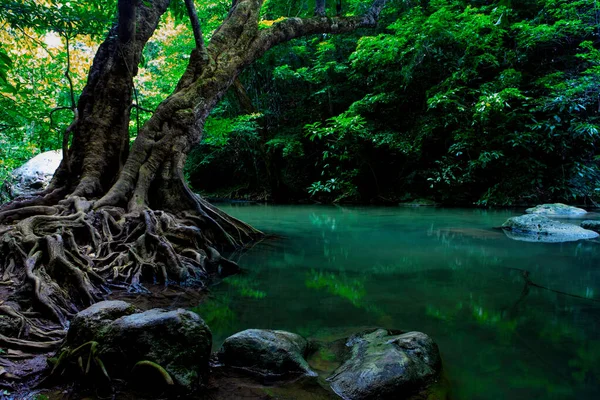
[196,205,600,399]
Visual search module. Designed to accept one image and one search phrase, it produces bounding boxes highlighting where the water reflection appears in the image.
[305,270,365,307]
[203,205,600,399]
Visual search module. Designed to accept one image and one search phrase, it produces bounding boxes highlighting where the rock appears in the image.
[502,214,599,242]
[525,203,587,216]
[327,329,441,400]
[100,308,212,388]
[62,302,212,390]
[66,300,140,346]
[581,220,600,233]
[218,329,315,378]
[0,150,62,201]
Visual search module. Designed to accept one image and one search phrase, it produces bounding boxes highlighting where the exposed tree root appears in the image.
[132,360,174,386]
[0,193,261,373]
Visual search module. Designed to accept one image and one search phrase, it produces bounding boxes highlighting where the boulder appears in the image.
[581,220,600,233]
[100,308,212,388]
[218,329,315,378]
[525,203,587,216]
[66,300,140,345]
[0,150,62,201]
[61,302,212,390]
[502,214,599,243]
[327,329,441,400]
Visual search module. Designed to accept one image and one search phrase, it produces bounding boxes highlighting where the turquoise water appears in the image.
[197,205,600,399]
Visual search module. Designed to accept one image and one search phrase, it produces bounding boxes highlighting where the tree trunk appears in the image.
[51,0,172,198]
[0,0,387,367]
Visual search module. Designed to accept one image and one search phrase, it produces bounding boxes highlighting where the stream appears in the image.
[194,205,600,400]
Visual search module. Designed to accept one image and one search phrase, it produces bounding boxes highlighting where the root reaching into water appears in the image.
[0,194,261,369]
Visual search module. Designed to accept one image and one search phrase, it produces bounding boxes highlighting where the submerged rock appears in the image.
[525,203,587,216]
[327,329,441,400]
[581,220,600,233]
[502,214,598,242]
[61,301,212,390]
[0,150,62,201]
[218,329,316,378]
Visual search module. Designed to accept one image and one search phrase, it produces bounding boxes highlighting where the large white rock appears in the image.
[502,214,599,242]
[525,203,587,216]
[0,150,62,200]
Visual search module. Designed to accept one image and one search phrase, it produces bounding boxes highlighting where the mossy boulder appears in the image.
[502,214,598,242]
[218,329,316,379]
[61,301,212,390]
[66,300,140,345]
[525,203,587,216]
[327,329,442,400]
[581,220,600,233]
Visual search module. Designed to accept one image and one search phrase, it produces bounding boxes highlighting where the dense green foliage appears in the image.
[1,0,599,205]
[0,0,116,183]
[189,0,600,205]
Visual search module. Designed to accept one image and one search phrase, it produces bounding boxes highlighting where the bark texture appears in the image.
[51,0,170,198]
[0,0,387,384]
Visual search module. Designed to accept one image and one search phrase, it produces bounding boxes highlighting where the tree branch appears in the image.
[61,34,78,173]
[254,0,387,56]
[130,104,155,114]
[117,0,136,44]
[64,36,77,114]
[209,0,262,52]
[184,0,205,53]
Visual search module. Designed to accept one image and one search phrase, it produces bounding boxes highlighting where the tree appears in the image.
[0,0,387,355]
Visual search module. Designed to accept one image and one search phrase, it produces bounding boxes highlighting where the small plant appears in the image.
[47,341,109,382]
[308,178,338,196]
